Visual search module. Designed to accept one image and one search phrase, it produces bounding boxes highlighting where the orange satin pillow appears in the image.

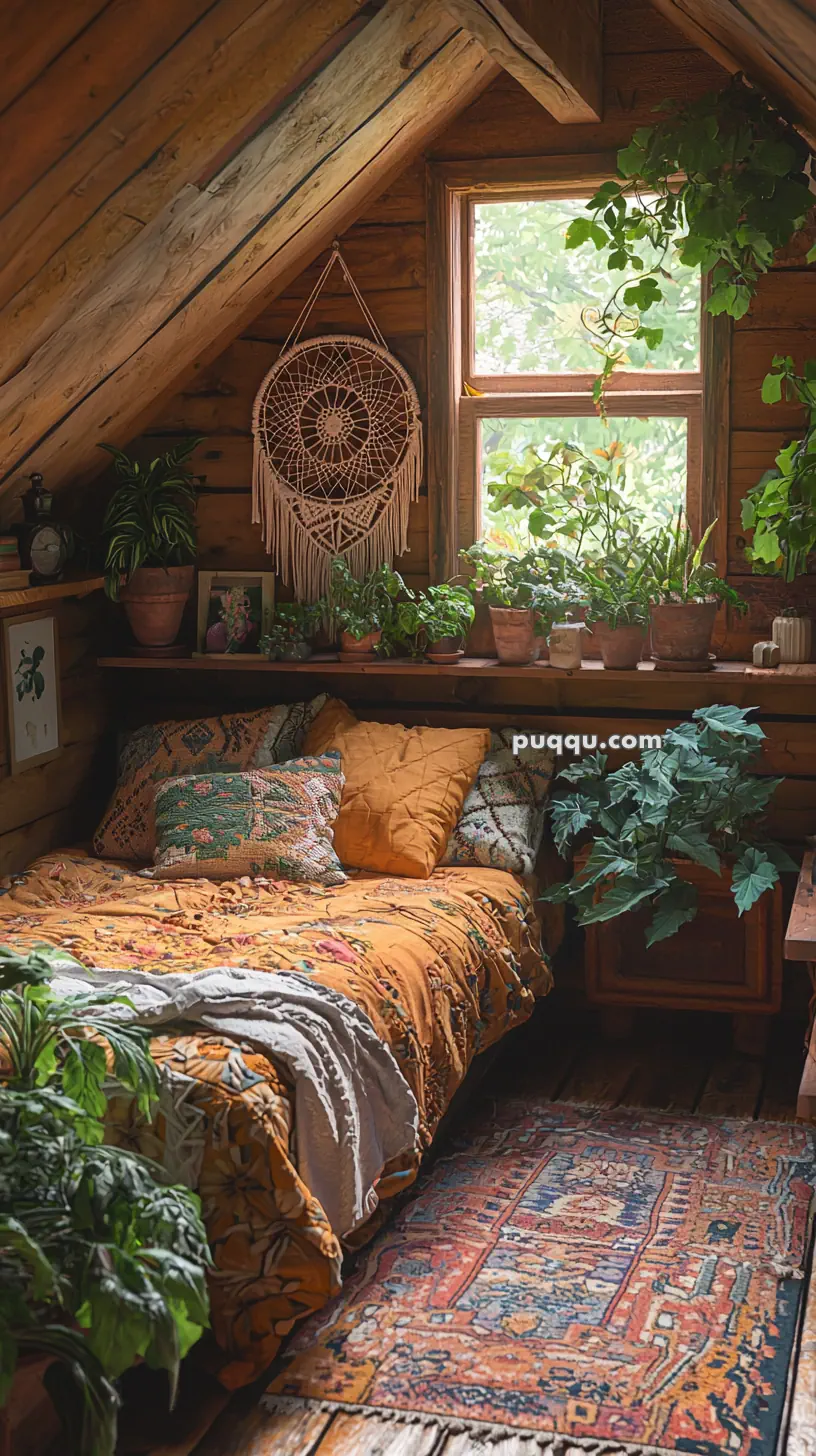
[307,706,489,878]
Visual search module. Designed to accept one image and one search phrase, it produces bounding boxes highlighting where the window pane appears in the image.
[473,198,700,374]
[480,415,687,555]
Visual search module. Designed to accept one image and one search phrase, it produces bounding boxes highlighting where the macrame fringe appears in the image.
[251,423,422,601]
[261,1395,679,1454]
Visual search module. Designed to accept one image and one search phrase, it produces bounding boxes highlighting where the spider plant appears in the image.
[99,439,202,601]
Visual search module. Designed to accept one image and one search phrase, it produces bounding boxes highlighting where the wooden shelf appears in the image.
[96,654,816,683]
[0,573,104,610]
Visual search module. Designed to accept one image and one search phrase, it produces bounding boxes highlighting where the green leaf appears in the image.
[645,879,699,947]
[692,704,764,741]
[731,846,778,915]
[666,827,721,872]
[578,876,665,926]
[761,371,784,405]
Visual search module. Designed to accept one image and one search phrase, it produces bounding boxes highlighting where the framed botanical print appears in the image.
[195,571,275,656]
[2,611,62,774]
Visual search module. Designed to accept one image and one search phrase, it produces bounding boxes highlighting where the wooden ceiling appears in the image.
[0,0,813,515]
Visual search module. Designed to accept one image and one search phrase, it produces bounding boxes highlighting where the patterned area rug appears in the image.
[266,1103,816,1455]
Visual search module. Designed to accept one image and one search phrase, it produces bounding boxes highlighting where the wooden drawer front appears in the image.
[584,862,783,1014]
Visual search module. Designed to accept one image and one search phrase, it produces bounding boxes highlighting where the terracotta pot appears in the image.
[426,636,464,665]
[772,614,812,663]
[120,564,194,648]
[465,597,497,658]
[649,600,717,663]
[339,628,381,661]
[592,620,647,670]
[1,1355,61,1456]
[489,607,538,665]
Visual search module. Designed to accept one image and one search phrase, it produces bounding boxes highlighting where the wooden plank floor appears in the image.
[125,1009,810,1456]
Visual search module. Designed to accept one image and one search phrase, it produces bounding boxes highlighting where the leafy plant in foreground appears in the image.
[565,76,813,406]
[100,438,202,600]
[741,354,816,580]
[0,949,211,1456]
[542,705,797,947]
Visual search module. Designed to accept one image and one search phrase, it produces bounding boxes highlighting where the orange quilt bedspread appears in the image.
[0,851,551,1387]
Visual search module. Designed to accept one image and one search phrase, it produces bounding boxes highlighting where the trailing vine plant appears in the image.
[740,354,816,580]
[565,76,814,411]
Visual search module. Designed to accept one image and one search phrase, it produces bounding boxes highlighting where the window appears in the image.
[424,160,722,579]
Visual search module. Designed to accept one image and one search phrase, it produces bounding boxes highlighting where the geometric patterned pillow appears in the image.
[440,729,554,876]
[93,695,329,863]
[149,753,347,884]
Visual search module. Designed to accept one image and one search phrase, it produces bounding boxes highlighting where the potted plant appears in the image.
[0,946,211,1456]
[580,560,650,669]
[100,438,202,650]
[542,704,796,946]
[325,557,408,660]
[489,564,586,667]
[403,585,475,663]
[260,602,323,662]
[644,513,746,667]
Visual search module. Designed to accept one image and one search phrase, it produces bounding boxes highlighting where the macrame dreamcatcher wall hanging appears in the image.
[252,243,423,600]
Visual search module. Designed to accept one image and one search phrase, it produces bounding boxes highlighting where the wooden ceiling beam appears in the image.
[648,0,816,141]
[441,0,602,122]
[0,0,368,389]
[0,0,497,502]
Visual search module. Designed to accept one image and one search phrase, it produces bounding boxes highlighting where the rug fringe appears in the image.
[262,1394,680,1454]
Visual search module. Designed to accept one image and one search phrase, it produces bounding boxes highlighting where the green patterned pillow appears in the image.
[150,753,346,885]
[440,730,554,875]
[94,695,329,863]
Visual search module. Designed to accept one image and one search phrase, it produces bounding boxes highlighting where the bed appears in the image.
[0,849,551,1387]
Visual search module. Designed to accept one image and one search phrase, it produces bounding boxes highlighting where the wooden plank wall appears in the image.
[0,598,114,876]
[138,0,816,636]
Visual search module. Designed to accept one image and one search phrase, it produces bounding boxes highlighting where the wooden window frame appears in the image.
[426,155,730,582]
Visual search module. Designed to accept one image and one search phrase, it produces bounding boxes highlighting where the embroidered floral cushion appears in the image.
[440,729,554,875]
[94,696,329,863]
[149,754,347,884]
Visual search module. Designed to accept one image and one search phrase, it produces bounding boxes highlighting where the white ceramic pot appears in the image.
[771,614,812,664]
[548,622,584,670]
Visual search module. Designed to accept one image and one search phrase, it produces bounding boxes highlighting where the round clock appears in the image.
[29,523,69,579]
[17,473,74,582]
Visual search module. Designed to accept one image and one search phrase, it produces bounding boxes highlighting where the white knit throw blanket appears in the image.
[52,965,419,1239]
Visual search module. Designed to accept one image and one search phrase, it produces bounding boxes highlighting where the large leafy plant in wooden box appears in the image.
[0,948,211,1456]
[544,706,796,947]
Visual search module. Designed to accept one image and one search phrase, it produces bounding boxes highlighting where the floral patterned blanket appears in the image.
[0,851,551,1387]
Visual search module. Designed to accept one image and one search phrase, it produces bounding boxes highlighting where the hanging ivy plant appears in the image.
[565,76,814,409]
[740,354,816,580]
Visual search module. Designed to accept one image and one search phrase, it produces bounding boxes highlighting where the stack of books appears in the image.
[0,536,30,591]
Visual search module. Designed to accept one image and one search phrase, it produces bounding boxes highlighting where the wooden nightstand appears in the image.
[581,852,784,1053]
[785,851,816,1118]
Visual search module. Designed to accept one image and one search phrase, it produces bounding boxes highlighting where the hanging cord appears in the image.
[281,240,388,354]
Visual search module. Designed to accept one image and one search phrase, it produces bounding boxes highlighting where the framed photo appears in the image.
[195,571,275,657]
[2,611,62,775]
